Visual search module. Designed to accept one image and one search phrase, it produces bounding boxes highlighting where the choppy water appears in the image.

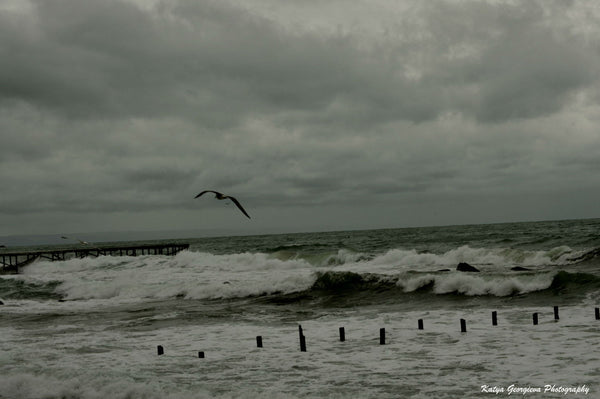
[1,219,600,398]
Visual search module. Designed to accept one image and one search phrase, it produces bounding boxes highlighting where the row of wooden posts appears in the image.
[156,306,600,357]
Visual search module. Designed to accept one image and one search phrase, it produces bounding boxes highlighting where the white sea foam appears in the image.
[12,245,578,305]
[0,373,307,399]
[392,272,556,296]
[430,273,554,296]
[19,251,316,303]
[337,245,580,275]
[2,306,598,399]
[3,222,599,398]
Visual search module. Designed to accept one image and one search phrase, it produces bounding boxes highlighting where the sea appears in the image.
[1,219,600,398]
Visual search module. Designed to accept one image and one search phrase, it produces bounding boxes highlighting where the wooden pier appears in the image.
[0,242,190,274]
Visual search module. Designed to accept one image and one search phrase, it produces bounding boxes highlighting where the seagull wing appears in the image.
[226,196,251,219]
[194,190,220,199]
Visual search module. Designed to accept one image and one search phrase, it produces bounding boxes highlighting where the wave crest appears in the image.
[307,270,599,298]
[11,245,598,304]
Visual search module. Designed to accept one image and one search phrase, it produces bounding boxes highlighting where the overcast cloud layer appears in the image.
[1,0,600,238]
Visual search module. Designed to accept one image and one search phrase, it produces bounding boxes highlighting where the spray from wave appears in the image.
[308,270,555,297]
[8,245,597,304]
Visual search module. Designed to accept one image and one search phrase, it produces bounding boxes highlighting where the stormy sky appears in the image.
[1,0,600,238]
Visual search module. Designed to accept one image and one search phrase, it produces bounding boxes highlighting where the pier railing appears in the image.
[0,242,190,274]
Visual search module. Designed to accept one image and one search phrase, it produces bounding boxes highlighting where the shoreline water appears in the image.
[1,219,599,398]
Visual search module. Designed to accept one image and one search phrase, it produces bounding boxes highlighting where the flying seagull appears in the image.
[61,236,90,245]
[194,190,251,219]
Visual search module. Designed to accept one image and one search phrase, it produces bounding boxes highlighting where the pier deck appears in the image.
[0,242,190,274]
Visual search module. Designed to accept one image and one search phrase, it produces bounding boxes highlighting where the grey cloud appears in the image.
[2,0,597,128]
[1,0,600,236]
[473,29,593,122]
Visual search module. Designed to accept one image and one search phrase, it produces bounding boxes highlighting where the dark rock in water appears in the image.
[0,299,4,305]
[456,262,480,272]
[511,266,531,271]
[312,271,366,291]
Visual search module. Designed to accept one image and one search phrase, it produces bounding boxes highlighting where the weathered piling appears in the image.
[339,327,345,342]
[492,311,498,326]
[198,351,205,358]
[256,336,263,348]
[299,325,306,352]
[554,306,559,321]
[533,312,539,325]
[596,307,600,320]
[460,319,467,333]
[157,345,164,356]
[418,319,424,330]
[300,334,306,352]
[379,328,386,345]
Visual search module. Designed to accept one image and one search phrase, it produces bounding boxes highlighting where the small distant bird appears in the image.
[194,190,251,219]
[61,236,90,245]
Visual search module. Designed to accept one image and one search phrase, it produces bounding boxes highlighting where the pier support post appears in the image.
[379,328,386,345]
[596,308,600,320]
[460,319,467,333]
[157,345,164,356]
[299,325,306,352]
[418,319,424,330]
[256,336,263,348]
[533,312,539,325]
[554,306,559,321]
[198,351,205,358]
[339,327,345,342]
[492,311,498,326]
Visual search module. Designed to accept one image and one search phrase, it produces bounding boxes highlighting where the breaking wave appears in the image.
[308,270,600,297]
[6,245,600,304]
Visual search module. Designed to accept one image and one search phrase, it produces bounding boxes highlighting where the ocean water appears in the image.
[1,219,600,398]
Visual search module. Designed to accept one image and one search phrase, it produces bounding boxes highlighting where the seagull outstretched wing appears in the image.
[194,190,219,199]
[225,195,251,219]
[194,190,251,219]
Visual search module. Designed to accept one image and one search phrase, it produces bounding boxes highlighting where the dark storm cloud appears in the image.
[1,0,374,124]
[1,0,600,235]
[2,0,596,125]
[393,0,597,123]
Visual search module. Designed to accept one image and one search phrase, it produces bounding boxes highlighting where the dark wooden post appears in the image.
[533,312,539,325]
[418,319,424,330]
[596,308,600,320]
[460,319,467,333]
[553,306,559,321]
[198,351,205,358]
[379,328,386,345]
[157,345,164,355]
[299,325,306,352]
[492,311,498,326]
[256,336,263,348]
[339,327,345,342]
